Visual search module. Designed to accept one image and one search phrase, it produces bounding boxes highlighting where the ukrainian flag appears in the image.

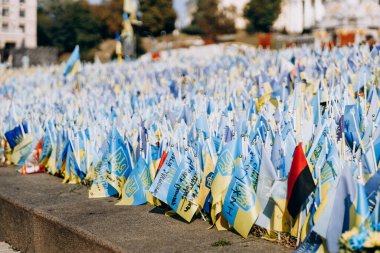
[11,133,34,166]
[39,132,52,169]
[210,137,242,229]
[62,141,84,184]
[319,143,338,198]
[4,122,34,166]
[46,145,58,175]
[149,151,179,206]
[222,161,260,238]
[269,179,291,233]
[117,157,153,206]
[63,45,80,77]
[107,126,133,196]
[198,141,216,210]
[166,153,201,222]
[89,158,118,198]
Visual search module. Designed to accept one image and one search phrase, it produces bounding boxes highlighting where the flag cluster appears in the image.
[1,43,380,252]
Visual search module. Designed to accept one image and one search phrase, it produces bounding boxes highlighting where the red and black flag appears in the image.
[286,143,315,219]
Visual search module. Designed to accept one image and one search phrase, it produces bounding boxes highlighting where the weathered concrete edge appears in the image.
[0,191,126,253]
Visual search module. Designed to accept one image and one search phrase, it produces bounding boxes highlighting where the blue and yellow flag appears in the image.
[75,130,89,176]
[295,230,326,253]
[269,179,291,233]
[325,166,369,252]
[106,126,133,194]
[166,153,201,222]
[89,155,117,198]
[319,143,339,198]
[46,144,57,175]
[89,126,133,198]
[150,151,201,222]
[55,131,67,173]
[210,137,242,229]
[62,141,84,184]
[4,122,34,166]
[39,131,53,169]
[64,45,80,76]
[149,150,178,201]
[198,140,216,210]
[4,122,29,150]
[117,157,153,206]
[222,160,260,238]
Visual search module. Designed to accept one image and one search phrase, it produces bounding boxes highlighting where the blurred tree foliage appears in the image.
[136,0,177,37]
[90,0,124,39]
[244,0,281,33]
[184,0,236,38]
[37,0,101,59]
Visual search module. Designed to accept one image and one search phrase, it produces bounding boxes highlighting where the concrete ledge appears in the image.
[0,167,292,253]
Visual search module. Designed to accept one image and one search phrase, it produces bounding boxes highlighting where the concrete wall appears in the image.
[9,47,58,67]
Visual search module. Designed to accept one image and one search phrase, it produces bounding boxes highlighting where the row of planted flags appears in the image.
[0,44,380,252]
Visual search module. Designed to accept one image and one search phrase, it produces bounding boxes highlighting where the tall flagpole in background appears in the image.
[121,0,141,60]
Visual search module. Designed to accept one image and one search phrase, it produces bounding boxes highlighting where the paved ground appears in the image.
[0,166,293,253]
[0,242,18,252]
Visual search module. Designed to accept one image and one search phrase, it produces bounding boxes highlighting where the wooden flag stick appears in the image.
[296,207,303,247]
[350,111,365,153]
[376,192,380,225]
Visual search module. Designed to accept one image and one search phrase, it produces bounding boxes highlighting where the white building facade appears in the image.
[0,0,37,49]
[273,0,380,34]
[173,0,249,30]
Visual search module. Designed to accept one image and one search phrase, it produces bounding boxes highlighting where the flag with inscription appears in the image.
[222,160,260,238]
[295,230,325,253]
[210,137,242,229]
[149,151,200,222]
[166,152,201,222]
[149,150,181,208]
[198,140,216,210]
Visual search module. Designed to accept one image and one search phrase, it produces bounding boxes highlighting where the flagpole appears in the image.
[296,206,303,247]
[363,73,367,130]
[350,111,365,153]
[370,138,377,175]
[358,160,363,184]
[376,192,380,225]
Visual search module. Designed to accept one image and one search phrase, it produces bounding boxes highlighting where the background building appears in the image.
[173,0,249,30]
[0,0,37,50]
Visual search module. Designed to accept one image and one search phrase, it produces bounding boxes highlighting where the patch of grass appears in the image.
[211,239,231,247]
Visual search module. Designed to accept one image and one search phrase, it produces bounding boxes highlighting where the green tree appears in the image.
[189,0,236,38]
[137,0,177,37]
[37,0,101,59]
[90,0,124,39]
[244,0,281,33]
